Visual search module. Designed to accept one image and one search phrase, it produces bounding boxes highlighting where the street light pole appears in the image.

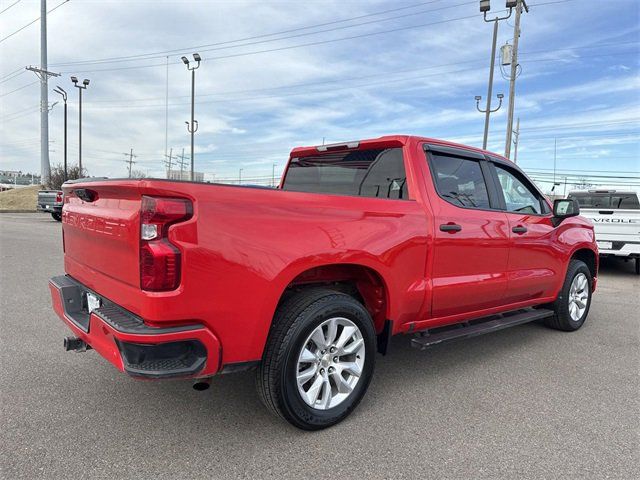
[53,86,67,180]
[182,53,201,182]
[71,76,90,175]
[477,1,513,150]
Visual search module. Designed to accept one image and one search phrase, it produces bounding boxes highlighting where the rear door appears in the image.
[425,146,510,318]
[488,160,559,303]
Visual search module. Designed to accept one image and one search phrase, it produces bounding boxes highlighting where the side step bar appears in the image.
[411,308,555,350]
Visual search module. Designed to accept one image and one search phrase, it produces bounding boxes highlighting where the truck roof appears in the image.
[290,134,513,164]
[568,186,640,195]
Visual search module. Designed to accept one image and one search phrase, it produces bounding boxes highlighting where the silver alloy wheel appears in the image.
[568,272,589,322]
[296,317,366,410]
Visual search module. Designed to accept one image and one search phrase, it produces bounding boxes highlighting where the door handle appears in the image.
[440,223,462,233]
[512,225,528,234]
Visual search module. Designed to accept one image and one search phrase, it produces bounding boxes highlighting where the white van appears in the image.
[567,187,640,274]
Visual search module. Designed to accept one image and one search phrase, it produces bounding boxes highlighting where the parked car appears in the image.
[37,190,63,221]
[49,135,598,429]
[567,187,640,274]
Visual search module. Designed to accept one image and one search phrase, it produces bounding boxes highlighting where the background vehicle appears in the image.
[567,187,640,274]
[49,136,598,429]
[37,190,63,221]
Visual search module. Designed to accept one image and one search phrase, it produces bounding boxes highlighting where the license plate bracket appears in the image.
[85,292,101,313]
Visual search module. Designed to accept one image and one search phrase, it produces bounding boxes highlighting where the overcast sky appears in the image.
[1,0,638,189]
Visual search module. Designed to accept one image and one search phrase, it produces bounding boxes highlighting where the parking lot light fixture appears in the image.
[480,0,491,12]
[71,76,90,175]
[184,53,201,181]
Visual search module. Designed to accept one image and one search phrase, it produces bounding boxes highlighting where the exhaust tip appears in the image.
[192,379,211,391]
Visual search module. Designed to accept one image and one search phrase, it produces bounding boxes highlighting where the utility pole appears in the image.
[176,148,188,180]
[512,117,520,164]
[182,53,201,181]
[123,148,137,178]
[272,163,277,187]
[27,65,60,185]
[476,0,513,150]
[504,0,529,159]
[164,147,176,178]
[239,168,243,185]
[27,0,60,188]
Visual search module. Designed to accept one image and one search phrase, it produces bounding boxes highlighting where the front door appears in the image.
[426,148,510,318]
[490,161,560,303]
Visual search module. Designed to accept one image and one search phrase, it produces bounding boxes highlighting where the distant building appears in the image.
[167,170,204,182]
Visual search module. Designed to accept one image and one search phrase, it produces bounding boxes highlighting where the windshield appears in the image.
[568,192,640,209]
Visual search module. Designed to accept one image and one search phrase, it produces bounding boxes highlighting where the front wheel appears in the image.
[545,259,593,331]
[256,288,376,430]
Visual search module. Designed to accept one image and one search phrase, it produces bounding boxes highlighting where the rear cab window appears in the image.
[568,192,640,209]
[282,147,408,199]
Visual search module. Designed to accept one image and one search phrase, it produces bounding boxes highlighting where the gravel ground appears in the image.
[1,213,638,479]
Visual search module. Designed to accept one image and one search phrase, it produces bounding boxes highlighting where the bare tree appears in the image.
[47,164,86,190]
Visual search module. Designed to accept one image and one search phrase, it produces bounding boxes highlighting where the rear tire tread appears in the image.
[256,288,356,425]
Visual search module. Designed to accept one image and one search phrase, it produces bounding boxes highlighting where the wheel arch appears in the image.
[570,247,598,279]
[276,263,390,335]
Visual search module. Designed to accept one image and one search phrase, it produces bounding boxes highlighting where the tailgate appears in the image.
[62,181,142,288]
[38,190,60,208]
[580,208,640,243]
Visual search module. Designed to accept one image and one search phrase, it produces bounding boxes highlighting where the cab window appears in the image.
[493,164,545,215]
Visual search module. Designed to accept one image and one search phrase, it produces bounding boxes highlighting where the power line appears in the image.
[49,0,581,70]
[49,1,456,67]
[80,47,637,108]
[75,52,638,111]
[0,0,70,44]
[0,0,21,16]
[0,69,27,84]
[520,119,640,132]
[0,80,38,97]
[58,11,492,74]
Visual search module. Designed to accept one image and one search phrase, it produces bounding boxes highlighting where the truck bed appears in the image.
[60,178,429,365]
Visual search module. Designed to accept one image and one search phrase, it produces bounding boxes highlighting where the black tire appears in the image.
[544,259,592,331]
[51,212,62,222]
[256,288,376,430]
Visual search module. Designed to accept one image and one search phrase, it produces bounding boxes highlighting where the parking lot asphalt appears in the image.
[1,213,638,479]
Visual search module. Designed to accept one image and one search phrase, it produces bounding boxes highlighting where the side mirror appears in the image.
[552,199,580,226]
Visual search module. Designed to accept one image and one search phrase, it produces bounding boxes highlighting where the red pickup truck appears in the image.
[49,135,597,429]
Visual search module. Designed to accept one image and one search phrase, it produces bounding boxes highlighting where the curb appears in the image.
[0,210,39,213]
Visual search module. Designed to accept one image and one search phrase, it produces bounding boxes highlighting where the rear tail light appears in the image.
[55,191,63,203]
[140,196,192,291]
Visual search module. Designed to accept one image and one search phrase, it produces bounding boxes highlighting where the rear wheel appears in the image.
[545,259,592,331]
[256,288,376,430]
[51,212,62,222]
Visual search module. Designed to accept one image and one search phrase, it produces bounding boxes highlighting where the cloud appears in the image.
[1,0,638,181]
